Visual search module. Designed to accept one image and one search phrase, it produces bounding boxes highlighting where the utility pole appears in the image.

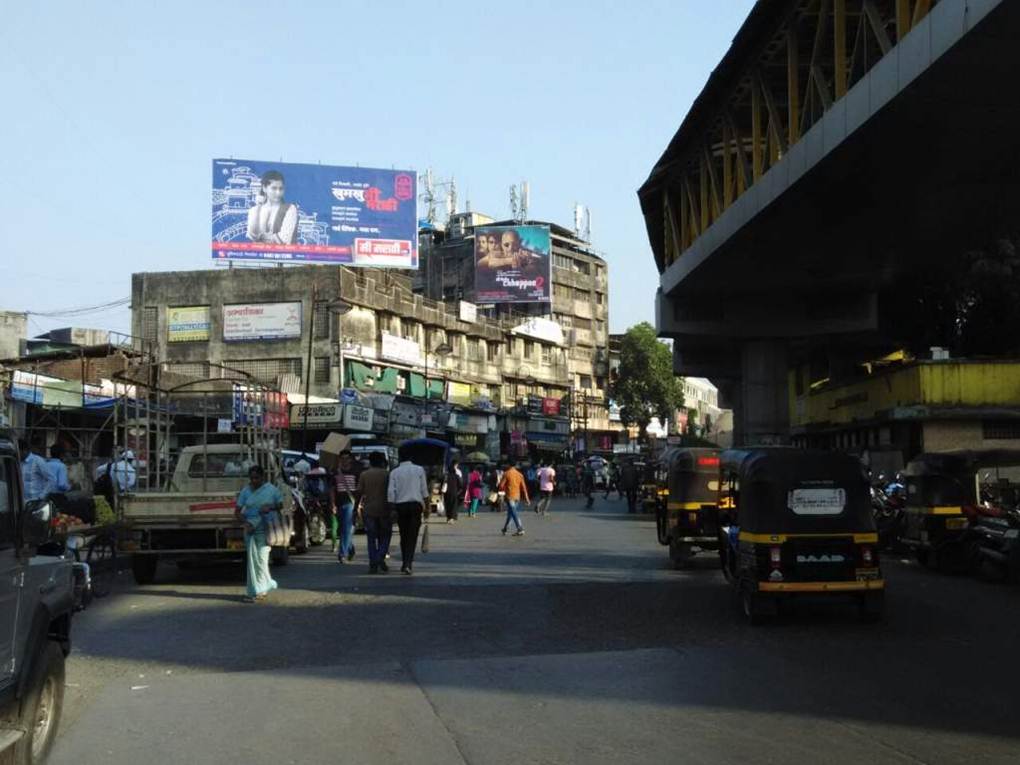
[301,283,318,452]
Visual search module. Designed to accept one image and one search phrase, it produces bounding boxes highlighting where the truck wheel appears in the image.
[131,555,158,585]
[10,642,65,765]
[270,546,289,567]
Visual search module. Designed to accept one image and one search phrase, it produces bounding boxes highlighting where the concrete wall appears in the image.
[922,421,1020,453]
[0,311,27,359]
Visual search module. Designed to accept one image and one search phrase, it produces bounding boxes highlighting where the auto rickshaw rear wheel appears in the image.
[739,582,775,625]
[669,540,693,570]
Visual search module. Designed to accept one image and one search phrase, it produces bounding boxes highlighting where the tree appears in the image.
[613,322,684,441]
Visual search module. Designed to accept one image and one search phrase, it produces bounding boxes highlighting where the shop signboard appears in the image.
[224,302,302,342]
[343,404,374,431]
[474,225,552,304]
[167,306,211,343]
[380,332,423,366]
[458,300,477,323]
[212,159,417,268]
[447,381,472,406]
[541,397,561,416]
[289,402,343,426]
[510,316,564,345]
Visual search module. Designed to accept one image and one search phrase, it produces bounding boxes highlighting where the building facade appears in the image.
[131,265,575,456]
[419,215,615,451]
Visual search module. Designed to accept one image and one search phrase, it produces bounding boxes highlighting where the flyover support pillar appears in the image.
[737,340,789,446]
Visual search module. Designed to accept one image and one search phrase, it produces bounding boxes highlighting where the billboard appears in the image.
[211,159,417,268]
[167,306,211,343]
[380,332,423,366]
[223,302,302,342]
[474,225,551,303]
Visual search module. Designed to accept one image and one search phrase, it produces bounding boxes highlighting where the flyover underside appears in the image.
[655,1,1020,443]
[661,0,1020,306]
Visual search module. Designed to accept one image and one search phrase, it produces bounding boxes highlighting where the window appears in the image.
[142,307,158,343]
[504,338,513,357]
[574,260,590,276]
[595,291,606,305]
[314,356,330,383]
[524,340,535,360]
[580,374,592,390]
[573,287,589,302]
[468,337,482,361]
[188,452,255,478]
[983,421,1020,440]
[401,318,417,342]
[487,342,498,362]
[553,254,572,270]
[542,344,551,364]
[313,302,331,339]
[595,320,605,334]
[224,358,303,385]
[595,376,606,391]
[573,317,592,330]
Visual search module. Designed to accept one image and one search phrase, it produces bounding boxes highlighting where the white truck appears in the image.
[119,444,298,584]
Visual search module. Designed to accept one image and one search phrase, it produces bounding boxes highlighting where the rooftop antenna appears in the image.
[583,207,592,243]
[448,177,457,221]
[420,169,437,225]
[520,181,529,222]
[509,184,520,221]
[573,203,584,237]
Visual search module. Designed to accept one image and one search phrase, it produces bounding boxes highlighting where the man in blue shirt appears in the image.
[47,443,71,493]
[19,438,54,502]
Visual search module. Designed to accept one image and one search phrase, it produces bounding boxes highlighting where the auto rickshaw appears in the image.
[655,447,721,569]
[637,459,660,513]
[718,448,884,624]
[901,449,1020,573]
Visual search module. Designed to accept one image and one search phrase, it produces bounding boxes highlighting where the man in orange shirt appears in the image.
[498,462,530,537]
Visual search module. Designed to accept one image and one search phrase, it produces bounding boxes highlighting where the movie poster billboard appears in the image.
[211,159,417,268]
[474,225,552,303]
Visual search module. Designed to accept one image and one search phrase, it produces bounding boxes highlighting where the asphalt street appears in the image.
[50,494,1020,765]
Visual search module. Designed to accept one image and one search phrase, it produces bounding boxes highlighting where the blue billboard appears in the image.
[211,159,418,268]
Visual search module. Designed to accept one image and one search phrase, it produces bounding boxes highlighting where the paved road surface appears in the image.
[51,495,1020,764]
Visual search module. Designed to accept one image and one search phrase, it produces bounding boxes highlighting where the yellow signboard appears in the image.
[447,381,472,406]
[167,306,211,343]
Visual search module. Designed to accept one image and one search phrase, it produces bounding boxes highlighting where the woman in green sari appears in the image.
[235,465,283,602]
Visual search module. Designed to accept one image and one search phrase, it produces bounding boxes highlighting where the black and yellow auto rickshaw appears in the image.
[655,447,721,569]
[637,459,661,513]
[718,448,884,623]
[901,449,1020,573]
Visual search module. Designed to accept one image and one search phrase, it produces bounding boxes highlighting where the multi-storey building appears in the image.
[419,214,615,451]
[130,265,573,456]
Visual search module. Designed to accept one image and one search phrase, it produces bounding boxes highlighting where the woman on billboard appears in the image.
[246,170,298,245]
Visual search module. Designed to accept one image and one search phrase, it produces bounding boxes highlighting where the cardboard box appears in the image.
[317,432,352,470]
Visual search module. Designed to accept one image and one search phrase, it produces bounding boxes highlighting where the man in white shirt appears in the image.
[387,451,429,575]
[536,462,556,515]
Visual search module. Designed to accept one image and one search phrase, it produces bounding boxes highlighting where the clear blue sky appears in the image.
[0,0,754,338]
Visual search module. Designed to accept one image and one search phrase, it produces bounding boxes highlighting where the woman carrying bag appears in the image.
[465,465,484,518]
[235,465,283,603]
[445,459,463,524]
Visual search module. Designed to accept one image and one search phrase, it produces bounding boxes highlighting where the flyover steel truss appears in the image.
[645,0,939,271]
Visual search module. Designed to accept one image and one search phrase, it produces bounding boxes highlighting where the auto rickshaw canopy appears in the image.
[903,449,1020,507]
[659,447,721,505]
[720,448,874,535]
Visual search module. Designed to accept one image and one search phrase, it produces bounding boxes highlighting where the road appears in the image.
[51,495,1020,765]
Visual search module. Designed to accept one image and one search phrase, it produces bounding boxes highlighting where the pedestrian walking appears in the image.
[498,463,530,536]
[331,451,361,563]
[235,465,282,603]
[445,459,463,523]
[620,459,640,513]
[465,465,483,517]
[536,461,556,515]
[357,452,392,574]
[387,448,429,575]
[581,463,595,509]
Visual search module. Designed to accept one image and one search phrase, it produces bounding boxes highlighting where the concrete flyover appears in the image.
[639,0,1020,444]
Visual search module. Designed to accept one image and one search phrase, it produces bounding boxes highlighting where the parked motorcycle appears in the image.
[969,490,1020,583]
[871,476,906,552]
